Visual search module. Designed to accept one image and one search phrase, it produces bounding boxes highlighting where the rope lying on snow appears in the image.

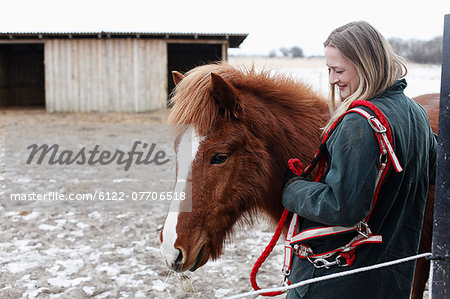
[226,252,433,299]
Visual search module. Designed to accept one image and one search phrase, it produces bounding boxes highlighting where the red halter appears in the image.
[250,100,402,296]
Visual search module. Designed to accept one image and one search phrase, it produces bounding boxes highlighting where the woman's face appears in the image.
[325,46,360,99]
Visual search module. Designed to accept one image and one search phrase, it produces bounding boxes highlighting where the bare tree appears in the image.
[291,46,304,58]
[278,46,305,58]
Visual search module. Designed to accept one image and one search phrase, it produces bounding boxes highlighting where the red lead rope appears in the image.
[250,208,290,296]
[250,160,304,296]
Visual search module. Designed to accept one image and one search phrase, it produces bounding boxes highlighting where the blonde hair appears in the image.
[323,21,407,132]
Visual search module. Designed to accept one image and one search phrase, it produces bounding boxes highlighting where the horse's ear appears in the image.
[210,72,241,119]
[172,71,185,86]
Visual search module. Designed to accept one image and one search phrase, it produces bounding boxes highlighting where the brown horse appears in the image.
[159,62,438,298]
[409,93,439,299]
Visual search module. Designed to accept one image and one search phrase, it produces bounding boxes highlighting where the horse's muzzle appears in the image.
[189,246,205,272]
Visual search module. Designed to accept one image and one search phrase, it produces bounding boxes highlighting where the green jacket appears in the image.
[282,80,436,299]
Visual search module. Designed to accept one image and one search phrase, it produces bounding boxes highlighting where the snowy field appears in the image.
[229,57,441,100]
[0,58,441,299]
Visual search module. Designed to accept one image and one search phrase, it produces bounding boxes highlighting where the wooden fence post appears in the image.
[430,13,450,299]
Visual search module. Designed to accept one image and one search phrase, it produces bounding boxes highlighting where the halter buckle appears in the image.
[368,116,387,133]
[357,221,371,238]
[379,153,388,164]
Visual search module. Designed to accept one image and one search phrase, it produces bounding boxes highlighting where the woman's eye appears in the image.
[336,70,344,74]
[210,153,228,165]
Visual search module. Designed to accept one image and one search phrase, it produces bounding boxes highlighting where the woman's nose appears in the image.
[329,73,339,85]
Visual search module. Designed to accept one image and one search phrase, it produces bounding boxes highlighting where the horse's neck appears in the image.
[276,96,329,166]
[254,96,328,225]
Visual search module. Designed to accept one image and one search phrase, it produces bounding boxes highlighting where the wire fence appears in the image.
[226,252,433,299]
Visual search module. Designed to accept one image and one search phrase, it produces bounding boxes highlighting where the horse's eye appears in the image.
[210,153,228,165]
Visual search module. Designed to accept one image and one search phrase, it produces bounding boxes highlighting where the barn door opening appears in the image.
[167,43,223,105]
[0,44,45,107]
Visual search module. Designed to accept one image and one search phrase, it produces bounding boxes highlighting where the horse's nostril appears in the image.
[174,249,183,270]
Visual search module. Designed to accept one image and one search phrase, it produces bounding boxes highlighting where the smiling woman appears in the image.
[282,21,436,299]
[322,21,408,131]
[325,46,360,100]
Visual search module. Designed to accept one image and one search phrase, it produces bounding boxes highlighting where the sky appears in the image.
[1,0,449,57]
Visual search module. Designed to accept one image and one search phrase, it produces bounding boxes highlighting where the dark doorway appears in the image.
[0,44,45,107]
[167,43,223,104]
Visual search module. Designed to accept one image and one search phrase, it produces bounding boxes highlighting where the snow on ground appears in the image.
[1,58,439,298]
[0,203,284,299]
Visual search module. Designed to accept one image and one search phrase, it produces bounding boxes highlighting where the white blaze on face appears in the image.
[160,126,203,268]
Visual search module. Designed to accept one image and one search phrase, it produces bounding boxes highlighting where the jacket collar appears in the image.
[386,79,407,93]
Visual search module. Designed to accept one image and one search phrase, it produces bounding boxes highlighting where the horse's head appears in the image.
[160,63,328,272]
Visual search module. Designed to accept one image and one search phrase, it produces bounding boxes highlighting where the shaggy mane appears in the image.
[168,62,327,136]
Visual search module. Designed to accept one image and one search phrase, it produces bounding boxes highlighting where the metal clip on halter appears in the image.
[282,268,291,276]
[307,255,349,269]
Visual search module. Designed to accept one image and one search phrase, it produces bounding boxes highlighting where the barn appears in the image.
[0,32,247,112]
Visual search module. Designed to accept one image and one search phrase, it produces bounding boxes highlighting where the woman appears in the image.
[282,21,436,298]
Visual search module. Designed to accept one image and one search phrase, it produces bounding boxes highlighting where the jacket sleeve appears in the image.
[282,113,381,227]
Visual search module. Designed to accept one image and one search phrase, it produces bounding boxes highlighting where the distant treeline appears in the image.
[269,46,305,58]
[388,36,443,64]
[270,36,443,64]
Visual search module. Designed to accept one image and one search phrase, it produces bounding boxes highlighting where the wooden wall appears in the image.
[44,38,167,112]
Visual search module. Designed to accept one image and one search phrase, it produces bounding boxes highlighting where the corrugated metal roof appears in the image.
[0,32,248,48]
